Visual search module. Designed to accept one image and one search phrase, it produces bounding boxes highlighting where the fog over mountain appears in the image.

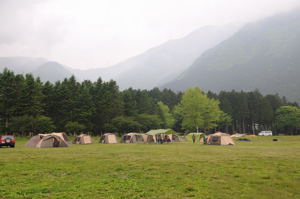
[73,25,238,89]
[163,9,300,103]
[0,25,238,85]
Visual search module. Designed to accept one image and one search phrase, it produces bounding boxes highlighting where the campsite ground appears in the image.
[0,136,299,199]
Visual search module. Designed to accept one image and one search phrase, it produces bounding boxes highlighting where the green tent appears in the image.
[146,129,178,143]
[146,129,177,135]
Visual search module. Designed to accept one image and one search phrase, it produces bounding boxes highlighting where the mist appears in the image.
[0,0,299,69]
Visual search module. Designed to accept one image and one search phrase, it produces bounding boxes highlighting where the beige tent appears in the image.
[27,134,69,148]
[99,133,118,144]
[122,133,144,143]
[206,132,235,145]
[73,134,92,144]
[141,134,155,143]
[51,132,69,141]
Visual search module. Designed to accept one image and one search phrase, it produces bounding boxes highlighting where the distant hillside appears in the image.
[0,57,72,82]
[32,61,73,82]
[73,25,238,89]
[163,9,300,103]
[0,57,47,73]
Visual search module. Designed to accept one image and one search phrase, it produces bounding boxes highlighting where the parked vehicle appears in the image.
[258,131,273,136]
[0,135,16,148]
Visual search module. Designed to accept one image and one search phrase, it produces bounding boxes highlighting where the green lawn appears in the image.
[0,136,300,199]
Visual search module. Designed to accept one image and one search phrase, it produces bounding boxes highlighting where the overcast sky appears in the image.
[0,0,299,69]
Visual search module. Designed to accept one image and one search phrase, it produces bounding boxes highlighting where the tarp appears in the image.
[231,133,245,138]
[146,129,177,135]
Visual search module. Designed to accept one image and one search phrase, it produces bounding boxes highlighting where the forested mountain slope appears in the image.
[163,10,300,103]
[108,26,237,89]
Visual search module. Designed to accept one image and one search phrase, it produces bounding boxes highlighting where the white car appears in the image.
[258,131,273,136]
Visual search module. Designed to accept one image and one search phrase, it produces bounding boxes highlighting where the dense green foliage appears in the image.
[0,136,300,199]
[273,106,300,134]
[0,69,298,135]
[175,88,222,133]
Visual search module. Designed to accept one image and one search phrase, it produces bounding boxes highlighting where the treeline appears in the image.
[0,69,299,136]
[207,91,299,134]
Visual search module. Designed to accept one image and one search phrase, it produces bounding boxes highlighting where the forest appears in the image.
[0,69,299,136]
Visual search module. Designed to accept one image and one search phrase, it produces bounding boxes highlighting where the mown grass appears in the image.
[0,136,299,199]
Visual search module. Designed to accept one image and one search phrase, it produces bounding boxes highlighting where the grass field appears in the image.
[0,136,300,199]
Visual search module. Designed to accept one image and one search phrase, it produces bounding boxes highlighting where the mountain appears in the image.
[163,9,300,103]
[32,61,73,82]
[73,25,238,89]
[0,57,72,82]
[0,57,47,73]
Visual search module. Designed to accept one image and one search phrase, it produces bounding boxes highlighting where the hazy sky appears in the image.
[0,0,299,69]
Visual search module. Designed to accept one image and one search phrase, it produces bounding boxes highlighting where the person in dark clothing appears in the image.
[192,134,196,144]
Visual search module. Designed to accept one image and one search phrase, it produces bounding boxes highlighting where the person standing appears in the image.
[192,134,196,144]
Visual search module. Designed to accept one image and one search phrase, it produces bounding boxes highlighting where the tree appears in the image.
[175,88,222,133]
[133,114,162,132]
[112,116,142,134]
[35,116,55,133]
[273,106,300,134]
[157,101,175,128]
[65,122,85,135]
[10,115,34,136]
[217,112,232,133]
[91,79,123,133]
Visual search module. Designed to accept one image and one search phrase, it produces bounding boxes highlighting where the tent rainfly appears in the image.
[73,134,92,144]
[122,133,144,143]
[27,134,69,148]
[99,133,118,144]
[206,132,235,145]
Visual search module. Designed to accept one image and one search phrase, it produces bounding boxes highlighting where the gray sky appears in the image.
[0,0,299,69]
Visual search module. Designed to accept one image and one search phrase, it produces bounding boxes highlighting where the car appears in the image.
[258,131,273,136]
[0,135,16,148]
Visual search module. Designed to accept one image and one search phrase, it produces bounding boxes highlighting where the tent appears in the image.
[73,134,92,144]
[99,133,118,144]
[141,134,155,143]
[166,134,180,142]
[186,133,205,143]
[27,134,69,148]
[206,132,235,145]
[146,129,178,143]
[122,133,144,143]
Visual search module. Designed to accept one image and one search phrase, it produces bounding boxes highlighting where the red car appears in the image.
[0,135,16,148]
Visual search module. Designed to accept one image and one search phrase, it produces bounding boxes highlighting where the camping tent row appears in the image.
[121,132,179,144]
[27,132,69,148]
[27,133,93,148]
[99,130,180,144]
